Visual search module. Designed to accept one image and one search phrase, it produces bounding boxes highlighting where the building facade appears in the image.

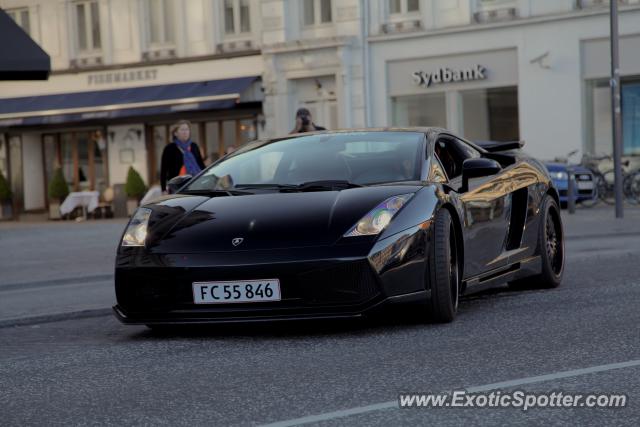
[2,0,640,218]
[0,0,265,215]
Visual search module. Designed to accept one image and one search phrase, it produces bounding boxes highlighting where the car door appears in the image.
[434,135,510,279]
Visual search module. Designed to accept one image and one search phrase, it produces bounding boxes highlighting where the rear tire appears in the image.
[509,195,564,289]
[427,209,460,323]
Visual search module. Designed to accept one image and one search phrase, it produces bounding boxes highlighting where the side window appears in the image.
[434,139,463,179]
[453,138,482,160]
[434,137,482,180]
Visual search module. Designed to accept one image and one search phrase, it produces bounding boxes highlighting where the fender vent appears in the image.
[506,188,528,250]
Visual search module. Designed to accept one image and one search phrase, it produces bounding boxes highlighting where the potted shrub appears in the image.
[0,172,12,220]
[125,166,147,215]
[48,168,69,220]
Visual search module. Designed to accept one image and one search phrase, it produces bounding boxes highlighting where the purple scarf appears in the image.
[175,139,202,176]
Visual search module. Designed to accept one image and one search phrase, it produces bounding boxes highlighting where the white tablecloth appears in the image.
[59,191,100,216]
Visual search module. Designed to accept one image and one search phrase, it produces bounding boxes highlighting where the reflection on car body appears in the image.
[113,128,565,327]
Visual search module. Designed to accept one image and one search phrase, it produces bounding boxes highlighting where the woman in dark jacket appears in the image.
[160,120,206,192]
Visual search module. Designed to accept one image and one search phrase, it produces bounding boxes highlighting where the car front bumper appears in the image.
[114,226,431,325]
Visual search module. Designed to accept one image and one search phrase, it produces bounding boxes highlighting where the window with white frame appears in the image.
[302,0,332,26]
[6,8,31,35]
[389,0,420,15]
[146,0,175,45]
[74,0,101,52]
[224,0,251,35]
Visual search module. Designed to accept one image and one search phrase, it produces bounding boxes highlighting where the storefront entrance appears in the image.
[42,129,108,200]
[388,49,519,142]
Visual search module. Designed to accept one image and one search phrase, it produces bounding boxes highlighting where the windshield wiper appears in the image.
[179,189,253,197]
[234,183,299,190]
[234,181,364,192]
[291,180,364,191]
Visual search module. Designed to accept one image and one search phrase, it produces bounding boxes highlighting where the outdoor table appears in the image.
[59,191,100,218]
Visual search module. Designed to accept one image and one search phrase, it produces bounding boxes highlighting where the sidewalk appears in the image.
[561,204,640,238]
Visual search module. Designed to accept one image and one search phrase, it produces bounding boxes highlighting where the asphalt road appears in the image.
[1,229,639,426]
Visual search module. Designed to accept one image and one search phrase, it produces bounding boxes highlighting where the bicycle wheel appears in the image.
[600,170,616,205]
[625,171,640,205]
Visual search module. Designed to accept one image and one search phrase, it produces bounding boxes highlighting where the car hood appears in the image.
[144,186,421,253]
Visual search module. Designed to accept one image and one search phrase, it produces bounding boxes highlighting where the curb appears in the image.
[564,231,640,240]
[0,274,114,292]
[0,308,113,329]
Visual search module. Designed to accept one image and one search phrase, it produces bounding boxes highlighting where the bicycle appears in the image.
[582,153,639,205]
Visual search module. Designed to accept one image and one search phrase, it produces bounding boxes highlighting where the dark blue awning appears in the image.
[0,9,50,80]
[0,76,258,126]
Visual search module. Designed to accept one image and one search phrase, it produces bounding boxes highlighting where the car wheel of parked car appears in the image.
[427,209,460,323]
[510,195,564,289]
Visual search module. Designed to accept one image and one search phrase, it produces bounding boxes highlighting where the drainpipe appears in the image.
[361,0,371,127]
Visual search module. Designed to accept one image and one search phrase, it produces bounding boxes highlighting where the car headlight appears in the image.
[550,171,568,180]
[344,194,414,237]
[121,208,152,247]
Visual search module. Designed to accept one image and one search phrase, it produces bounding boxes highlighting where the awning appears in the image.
[0,76,259,127]
[0,9,50,80]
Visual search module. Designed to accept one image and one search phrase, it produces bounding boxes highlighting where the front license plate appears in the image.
[577,181,594,190]
[193,279,281,304]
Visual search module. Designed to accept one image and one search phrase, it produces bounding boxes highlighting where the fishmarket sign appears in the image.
[87,68,158,86]
[412,65,487,88]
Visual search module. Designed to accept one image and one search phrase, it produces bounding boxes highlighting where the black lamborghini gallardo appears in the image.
[113,128,564,326]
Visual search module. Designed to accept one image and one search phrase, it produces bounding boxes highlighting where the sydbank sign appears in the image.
[412,65,487,88]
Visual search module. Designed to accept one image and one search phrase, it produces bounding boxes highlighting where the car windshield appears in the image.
[184,131,425,192]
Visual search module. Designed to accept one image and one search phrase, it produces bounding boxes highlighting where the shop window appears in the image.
[205,122,221,163]
[586,78,640,156]
[223,120,237,151]
[224,0,251,35]
[461,87,519,143]
[61,134,75,187]
[44,130,108,195]
[303,0,332,26]
[622,82,640,155]
[238,119,257,143]
[6,8,31,36]
[392,93,447,128]
[43,135,58,198]
[146,0,175,45]
[74,0,101,52]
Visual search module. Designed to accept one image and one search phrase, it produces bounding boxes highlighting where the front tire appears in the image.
[427,209,460,323]
[510,195,564,289]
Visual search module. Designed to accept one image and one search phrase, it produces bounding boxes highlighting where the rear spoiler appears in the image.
[474,140,525,152]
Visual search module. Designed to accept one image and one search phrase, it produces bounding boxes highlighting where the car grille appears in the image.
[297,261,380,305]
[116,259,381,312]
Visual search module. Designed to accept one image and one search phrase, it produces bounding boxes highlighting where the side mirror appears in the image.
[461,158,502,192]
[167,175,193,194]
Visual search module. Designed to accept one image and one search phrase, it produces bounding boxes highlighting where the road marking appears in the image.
[259,359,640,427]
